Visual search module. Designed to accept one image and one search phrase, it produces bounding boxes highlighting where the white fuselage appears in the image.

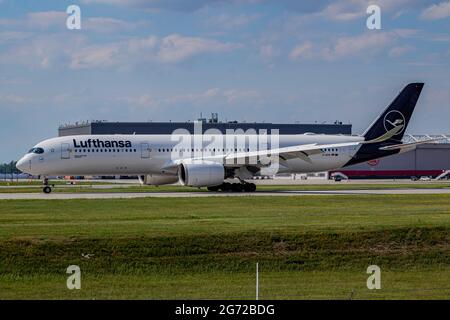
[16,134,364,177]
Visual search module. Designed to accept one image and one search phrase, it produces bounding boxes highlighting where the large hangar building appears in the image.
[58,116,352,136]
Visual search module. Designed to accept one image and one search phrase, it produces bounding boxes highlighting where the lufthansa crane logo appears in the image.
[383,110,405,135]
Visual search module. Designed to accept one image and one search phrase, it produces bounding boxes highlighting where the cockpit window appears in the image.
[28,147,44,154]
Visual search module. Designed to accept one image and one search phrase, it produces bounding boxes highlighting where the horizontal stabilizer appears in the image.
[379,139,438,151]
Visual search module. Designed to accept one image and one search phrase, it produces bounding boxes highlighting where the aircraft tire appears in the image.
[43,186,52,194]
[231,183,244,192]
[247,183,256,192]
[220,182,231,192]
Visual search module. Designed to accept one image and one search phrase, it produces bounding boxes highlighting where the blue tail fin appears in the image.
[363,83,424,142]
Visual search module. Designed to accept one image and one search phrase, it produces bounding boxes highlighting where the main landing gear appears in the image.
[42,177,52,194]
[207,182,257,193]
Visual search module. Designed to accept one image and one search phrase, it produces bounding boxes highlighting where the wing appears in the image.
[196,142,361,167]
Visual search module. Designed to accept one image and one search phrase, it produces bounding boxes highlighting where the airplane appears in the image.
[16,83,432,194]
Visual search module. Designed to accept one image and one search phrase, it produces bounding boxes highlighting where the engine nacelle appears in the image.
[178,160,225,187]
[143,174,178,186]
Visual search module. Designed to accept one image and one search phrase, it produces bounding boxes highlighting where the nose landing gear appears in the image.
[42,177,52,194]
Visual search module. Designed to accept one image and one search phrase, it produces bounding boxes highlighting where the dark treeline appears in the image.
[0,161,21,174]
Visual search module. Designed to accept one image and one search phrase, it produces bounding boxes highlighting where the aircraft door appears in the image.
[61,143,70,159]
[141,143,151,158]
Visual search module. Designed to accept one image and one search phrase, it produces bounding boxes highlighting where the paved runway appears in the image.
[1,188,450,200]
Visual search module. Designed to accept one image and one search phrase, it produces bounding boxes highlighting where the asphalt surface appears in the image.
[1,188,450,199]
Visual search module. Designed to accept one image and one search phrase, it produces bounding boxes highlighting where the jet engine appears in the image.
[178,160,225,187]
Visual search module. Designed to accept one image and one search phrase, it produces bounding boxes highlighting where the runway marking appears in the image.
[1,189,450,200]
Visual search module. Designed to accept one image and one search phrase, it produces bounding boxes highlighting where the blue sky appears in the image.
[1,0,450,162]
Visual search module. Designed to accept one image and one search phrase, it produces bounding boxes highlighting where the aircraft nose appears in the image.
[16,157,28,173]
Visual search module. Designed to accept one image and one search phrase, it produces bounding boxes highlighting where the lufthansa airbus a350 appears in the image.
[17,83,431,193]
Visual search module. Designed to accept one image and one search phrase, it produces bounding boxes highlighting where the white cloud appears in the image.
[70,43,121,69]
[84,17,148,33]
[333,33,391,56]
[323,32,395,60]
[82,0,262,12]
[223,89,261,103]
[289,42,313,60]
[393,28,419,38]
[205,13,260,30]
[0,11,66,29]
[389,45,414,58]
[119,88,262,110]
[69,34,240,68]
[0,34,85,69]
[319,0,367,21]
[0,11,146,34]
[0,31,241,69]
[26,11,66,29]
[260,44,279,61]
[285,0,420,22]
[289,32,400,62]
[158,34,239,63]
[420,1,450,20]
[127,35,159,53]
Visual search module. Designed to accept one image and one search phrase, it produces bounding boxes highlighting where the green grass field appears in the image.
[1,195,449,299]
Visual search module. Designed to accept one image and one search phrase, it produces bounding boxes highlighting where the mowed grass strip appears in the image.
[0,195,450,238]
[1,182,450,193]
